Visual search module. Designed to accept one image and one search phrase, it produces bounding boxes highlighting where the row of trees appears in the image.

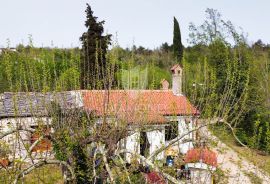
[0,44,81,92]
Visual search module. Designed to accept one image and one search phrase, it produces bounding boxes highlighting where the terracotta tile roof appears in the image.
[170,64,181,70]
[82,90,199,123]
[117,110,167,124]
[184,148,217,167]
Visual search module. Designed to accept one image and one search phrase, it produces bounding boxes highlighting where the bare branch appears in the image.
[98,144,115,183]
[0,127,35,139]
[223,121,248,148]
[13,159,75,184]
[148,118,222,160]
[116,149,183,184]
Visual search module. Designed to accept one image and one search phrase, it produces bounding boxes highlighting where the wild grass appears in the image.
[210,124,270,175]
[244,171,263,184]
[0,165,63,184]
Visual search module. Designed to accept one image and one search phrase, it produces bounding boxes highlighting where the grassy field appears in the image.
[210,124,270,176]
[0,165,63,184]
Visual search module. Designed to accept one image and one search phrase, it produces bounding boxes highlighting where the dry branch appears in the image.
[13,159,75,184]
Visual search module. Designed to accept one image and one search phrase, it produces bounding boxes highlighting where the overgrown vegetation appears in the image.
[0,5,269,160]
[210,123,270,175]
[80,3,112,89]
[0,3,269,183]
[0,165,63,184]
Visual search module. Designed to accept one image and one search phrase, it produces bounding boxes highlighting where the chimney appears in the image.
[160,79,169,90]
[170,64,183,95]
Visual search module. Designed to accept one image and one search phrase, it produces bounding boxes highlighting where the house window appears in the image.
[165,122,178,141]
[30,126,52,152]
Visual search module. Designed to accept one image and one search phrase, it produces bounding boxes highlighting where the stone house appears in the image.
[0,91,82,161]
[0,64,199,163]
[81,64,199,161]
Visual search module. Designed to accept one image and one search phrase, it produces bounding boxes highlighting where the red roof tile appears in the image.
[82,90,198,124]
[184,148,217,167]
[170,64,183,71]
[171,64,181,70]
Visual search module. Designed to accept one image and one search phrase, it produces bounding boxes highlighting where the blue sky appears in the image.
[0,0,269,49]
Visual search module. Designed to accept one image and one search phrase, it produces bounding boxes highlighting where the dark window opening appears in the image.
[165,122,178,141]
[140,132,150,157]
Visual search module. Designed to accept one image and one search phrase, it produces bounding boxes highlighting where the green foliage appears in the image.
[115,172,145,184]
[0,44,80,92]
[235,129,249,145]
[173,17,183,64]
[80,3,112,89]
[0,9,269,184]
[0,165,63,184]
[213,167,229,184]
[266,123,270,154]
[56,68,80,91]
[189,8,245,45]
[0,141,11,158]
[120,66,148,89]
[50,104,95,183]
[244,171,263,184]
[249,119,263,149]
[186,8,270,153]
[148,65,171,89]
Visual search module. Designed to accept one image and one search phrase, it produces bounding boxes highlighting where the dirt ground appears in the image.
[199,126,270,184]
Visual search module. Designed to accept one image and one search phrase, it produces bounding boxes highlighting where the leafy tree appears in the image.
[160,42,172,53]
[56,68,80,91]
[186,9,251,131]
[189,8,224,45]
[80,3,111,89]
[208,39,229,94]
[173,17,183,64]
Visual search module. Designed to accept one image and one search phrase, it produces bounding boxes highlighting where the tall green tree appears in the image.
[80,3,111,89]
[173,17,183,64]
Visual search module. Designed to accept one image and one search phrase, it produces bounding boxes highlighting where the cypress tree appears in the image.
[80,3,111,89]
[173,17,183,64]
